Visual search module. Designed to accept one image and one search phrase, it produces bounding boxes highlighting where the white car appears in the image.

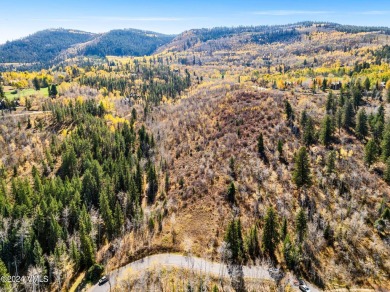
[299,284,311,292]
[98,276,109,286]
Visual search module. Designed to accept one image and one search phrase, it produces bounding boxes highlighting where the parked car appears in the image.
[98,276,109,286]
[298,279,311,292]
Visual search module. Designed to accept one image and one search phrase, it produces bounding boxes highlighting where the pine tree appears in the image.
[80,221,96,268]
[277,140,283,157]
[326,91,335,114]
[285,100,293,122]
[147,163,158,204]
[224,218,245,264]
[352,86,362,108]
[342,98,354,129]
[283,234,299,269]
[0,259,11,290]
[0,83,5,98]
[355,108,368,140]
[321,78,327,91]
[364,140,377,167]
[381,125,390,161]
[296,208,307,243]
[33,77,41,91]
[99,191,114,239]
[227,182,236,204]
[364,77,370,91]
[257,133,265,157]
[244,224,260,260]
[281,217,288,241]
[384,158,390,184]
[33,240,46,274]
[302,117,315,146]
[50,84,58,97]
[320,115,333,147]
[326,151,336,174]
[300,110,308,128]
[335,107,343,136]
[292,147,311,188]
[229,157,236,180]
[262,207,279,256]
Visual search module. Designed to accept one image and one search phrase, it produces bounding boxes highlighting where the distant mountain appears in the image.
[0,29,95,64]
[83,29,175,57]
[0,28,175,70]
[157,22,390,54]
[2,22,390,71]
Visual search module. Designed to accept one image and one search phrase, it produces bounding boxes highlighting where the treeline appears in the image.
[0,99,159,288]
[374,45,390,64]
[78,65,191,104]
[251,29,300,45]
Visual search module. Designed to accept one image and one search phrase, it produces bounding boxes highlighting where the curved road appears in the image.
[88,253,321,292]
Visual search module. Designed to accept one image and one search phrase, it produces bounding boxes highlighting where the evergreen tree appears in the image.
[227,182,236,204]
[0,259,11,290]
[277,140,283,157]
[300,110,308,128]
[384,158,390,184]
[33,77,41,91]
[147,163,158,204]
[296,208,307,243]
[257,133,265,157]
[281,217,288,241]
[323,222,334,245]
[364,77,371,92]
[292,147,311,188]
[355,108,368,139]
[352,86,362,108]
[321,78,327,91]
[302,117,315,146]
[99,191,114,239]
[0,83,5,98]
[50,84,58,97]
[262,207,279,256]
[335,107,343,136]
[326,151,337,174]
[283,234,299,269]
[381,125,390,161]
[33,240,46,274]
[229,157,236,180]
[325,91,335,114]
[320,115,333,147]
[244,224,260,260]
[364,140,377,167]
[342,98,354,129]
[285,100,293,122]
[224,218,245,264]
[71,240,81,271]
[79,221,96,268]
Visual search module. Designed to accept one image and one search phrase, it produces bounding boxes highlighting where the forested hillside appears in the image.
[0,22,389,291]
[0,29,95,64]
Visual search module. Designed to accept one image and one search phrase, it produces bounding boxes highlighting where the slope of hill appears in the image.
[0,28,175,70]
[83,29,175,57]
[0,29,95,64]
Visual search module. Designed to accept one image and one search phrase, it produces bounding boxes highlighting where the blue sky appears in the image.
[1,0,390,44]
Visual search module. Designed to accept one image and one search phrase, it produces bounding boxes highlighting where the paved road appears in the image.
[88,253,273,292]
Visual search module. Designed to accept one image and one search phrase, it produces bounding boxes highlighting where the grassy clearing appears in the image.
[4,87,49,100]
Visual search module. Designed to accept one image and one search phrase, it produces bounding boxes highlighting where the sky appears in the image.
[1,0,390,44]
